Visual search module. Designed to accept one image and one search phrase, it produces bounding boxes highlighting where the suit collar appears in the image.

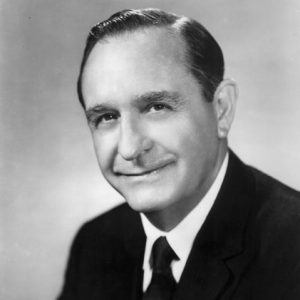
[174,150,255,300]
[197,150,254,257]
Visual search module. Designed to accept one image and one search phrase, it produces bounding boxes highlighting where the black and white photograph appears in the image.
[1,1,300,299]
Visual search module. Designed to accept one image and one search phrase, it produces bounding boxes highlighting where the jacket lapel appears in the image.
[96,206,145,300]
[174,151,255,300]
[123,211,146,300]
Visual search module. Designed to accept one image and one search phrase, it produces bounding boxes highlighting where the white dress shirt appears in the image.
[140,153,228,291]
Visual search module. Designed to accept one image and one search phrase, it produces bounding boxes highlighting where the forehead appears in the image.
[81,28,200,109]
[85,27,187,70]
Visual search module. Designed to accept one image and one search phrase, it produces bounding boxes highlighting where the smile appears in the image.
[123,168,160,177]
[115,160,174,178]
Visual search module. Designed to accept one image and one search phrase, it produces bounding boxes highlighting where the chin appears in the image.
[123,190,175,214]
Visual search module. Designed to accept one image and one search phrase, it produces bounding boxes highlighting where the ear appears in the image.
[213,79,238,139]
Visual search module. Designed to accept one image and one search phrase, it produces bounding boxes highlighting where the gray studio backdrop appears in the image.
[1,0,300,299]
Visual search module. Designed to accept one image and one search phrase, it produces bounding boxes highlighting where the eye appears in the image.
[148,103,170,113]
[96,113,119,126]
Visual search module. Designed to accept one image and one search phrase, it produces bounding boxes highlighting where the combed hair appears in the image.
[77,8,224,108]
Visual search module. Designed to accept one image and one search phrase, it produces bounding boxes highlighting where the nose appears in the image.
[118,116,153,161]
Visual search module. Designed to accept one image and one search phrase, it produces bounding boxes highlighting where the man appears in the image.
[58,8,300,300]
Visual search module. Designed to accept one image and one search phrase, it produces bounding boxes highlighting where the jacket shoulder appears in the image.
[57,205,144,299]
[250,165,299,199]
[229,154,300,297]
[75,203,140,244]
[246,165,300,270]
[248,165,300,220]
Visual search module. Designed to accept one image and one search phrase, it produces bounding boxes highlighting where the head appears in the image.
[78,8,225,107]
[79,8,237,230]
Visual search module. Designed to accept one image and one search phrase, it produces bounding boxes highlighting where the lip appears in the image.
[115,159,174,178]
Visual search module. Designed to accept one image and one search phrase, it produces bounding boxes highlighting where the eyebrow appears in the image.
[85,90,184,122]
[86,104,113,119]
[135,91,183,107]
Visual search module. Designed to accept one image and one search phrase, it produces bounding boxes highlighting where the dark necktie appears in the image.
[143,236,179,300]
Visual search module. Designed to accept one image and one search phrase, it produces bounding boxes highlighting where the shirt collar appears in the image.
[141,152,229,270]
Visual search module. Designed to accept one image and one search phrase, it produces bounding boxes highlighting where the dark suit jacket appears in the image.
[58,151,300,299]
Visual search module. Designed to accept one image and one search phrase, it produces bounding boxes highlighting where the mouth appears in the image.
[115,160,174,178]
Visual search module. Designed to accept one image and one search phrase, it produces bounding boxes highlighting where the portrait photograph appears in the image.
[1,0,300,299]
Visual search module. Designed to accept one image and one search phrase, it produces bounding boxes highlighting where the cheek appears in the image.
[147,116,193,148]
[154,116,205,152]
[161,114,217,167]
[92,132,118,170]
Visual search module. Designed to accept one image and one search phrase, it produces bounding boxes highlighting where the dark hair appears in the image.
[77,8,224,108]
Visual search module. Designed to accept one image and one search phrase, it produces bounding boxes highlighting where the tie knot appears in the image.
[151,237,179,272]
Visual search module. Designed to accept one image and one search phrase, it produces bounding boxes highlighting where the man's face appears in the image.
[82,28,223,216]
